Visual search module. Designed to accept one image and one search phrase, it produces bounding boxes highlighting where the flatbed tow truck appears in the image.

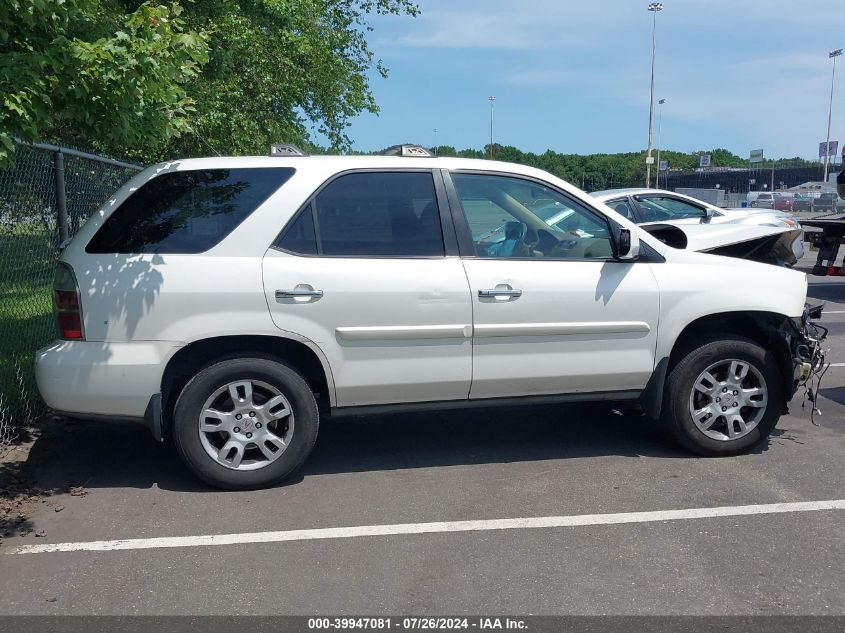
[803,172,845,276]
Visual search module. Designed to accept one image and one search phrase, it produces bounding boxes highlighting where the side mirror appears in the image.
[838,170,845,199]
[616,228,640,261]
[704,207,716,221]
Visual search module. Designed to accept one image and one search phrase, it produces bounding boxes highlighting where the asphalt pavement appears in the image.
[1,260,845,616]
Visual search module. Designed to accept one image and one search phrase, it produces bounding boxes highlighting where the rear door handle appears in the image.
[275,284,324,300]
[478,286,522,299]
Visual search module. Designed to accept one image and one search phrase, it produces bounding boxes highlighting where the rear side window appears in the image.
[86,168,295,254]
[276,207,318,255]
[276,171,445,257]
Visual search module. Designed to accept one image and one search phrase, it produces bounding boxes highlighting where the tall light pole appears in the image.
[488,96,496,159]
[433,128,438,156]
[655,98,666,189]
[824,49,843,183]
[645,2,663,188]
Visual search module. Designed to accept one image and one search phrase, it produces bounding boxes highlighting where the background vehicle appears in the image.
[792,193,813,212]
[590,188,804,264]
[748,192,774,208]
[37,150,822,489]
[772,193,793,212]
[814,192,841,212]
[592,189,799,229]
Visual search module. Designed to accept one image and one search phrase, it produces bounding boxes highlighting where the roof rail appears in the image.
[269,144,308,157]
[382,144,432,158]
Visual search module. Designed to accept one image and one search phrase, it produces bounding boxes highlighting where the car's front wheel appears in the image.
[661,337,783,456]
[173,357,319,489]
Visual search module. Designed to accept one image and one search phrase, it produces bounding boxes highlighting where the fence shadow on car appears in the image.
[16,402,779,493]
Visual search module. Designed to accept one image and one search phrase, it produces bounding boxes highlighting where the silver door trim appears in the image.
[336,324,473,341]
[473,321,651,338]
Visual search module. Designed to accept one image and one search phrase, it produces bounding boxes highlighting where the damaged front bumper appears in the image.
[786,304,827,401]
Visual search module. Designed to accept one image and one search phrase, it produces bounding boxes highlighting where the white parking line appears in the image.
[4,499,844,555]
[827,363,845,367]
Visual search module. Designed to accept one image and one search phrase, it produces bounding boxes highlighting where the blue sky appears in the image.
[338,0,845,160]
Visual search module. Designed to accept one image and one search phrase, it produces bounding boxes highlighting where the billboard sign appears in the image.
[699,154,711,168]
[750,149,764,164]
[819,141,839,158]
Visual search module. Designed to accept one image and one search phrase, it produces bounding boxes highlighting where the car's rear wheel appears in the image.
[661,337,783,456]
[173,357,319,489]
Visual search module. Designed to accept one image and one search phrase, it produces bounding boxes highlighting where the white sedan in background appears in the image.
[590,188,800,229]
[589,188,804,265]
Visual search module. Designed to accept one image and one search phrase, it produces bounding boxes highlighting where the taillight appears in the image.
[53,262,85,340]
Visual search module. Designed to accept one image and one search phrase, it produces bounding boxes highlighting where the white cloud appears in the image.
[386,0,629,50]
[384,0,845,51]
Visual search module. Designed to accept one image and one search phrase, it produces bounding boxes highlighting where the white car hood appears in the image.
[720,207,792,220]
[640,222,795,252]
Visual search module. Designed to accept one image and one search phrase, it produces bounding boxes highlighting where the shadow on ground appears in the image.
[15,403,712,493]
[808,281,845,303]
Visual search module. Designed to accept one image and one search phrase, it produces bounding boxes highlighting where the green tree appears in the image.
[161,0,419,161]
[0,0,209,164]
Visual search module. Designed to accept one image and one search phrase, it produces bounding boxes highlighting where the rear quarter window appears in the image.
[86,167,295,254]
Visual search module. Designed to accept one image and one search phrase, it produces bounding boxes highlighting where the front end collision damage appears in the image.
[640,224,803,267]
[642,307,827,421]
[705,229,803,268]
[786,304,828,417]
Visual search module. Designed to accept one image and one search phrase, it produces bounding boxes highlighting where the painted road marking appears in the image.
[5,499,845,555]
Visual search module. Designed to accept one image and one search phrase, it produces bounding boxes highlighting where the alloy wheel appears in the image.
[198,379,295,471]
[688,359,768,442]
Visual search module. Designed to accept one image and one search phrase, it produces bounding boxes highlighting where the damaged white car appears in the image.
[590,188,804,267]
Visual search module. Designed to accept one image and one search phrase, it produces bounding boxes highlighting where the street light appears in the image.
[488,96,496,160]
[433,128,438,156]
[824,49,843,182]
[645,2,663,188]
[655,98,666,189]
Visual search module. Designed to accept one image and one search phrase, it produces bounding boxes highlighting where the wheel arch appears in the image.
[641,311,794,419]
[161,334,335,433]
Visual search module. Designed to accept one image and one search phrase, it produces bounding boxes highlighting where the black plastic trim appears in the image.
[440,169,477,258]
[49,394,164,442]
[639,357,668,420]
[330,390,642,418]
[144,393,164,442]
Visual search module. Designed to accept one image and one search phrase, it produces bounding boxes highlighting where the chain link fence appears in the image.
[0,142,142,449]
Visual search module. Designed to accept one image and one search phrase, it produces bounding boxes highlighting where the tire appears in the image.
[173,357,319,490]
[749,202,758,208]
[661,336,783,456]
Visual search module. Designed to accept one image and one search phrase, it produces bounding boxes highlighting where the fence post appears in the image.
[53,149,69,244]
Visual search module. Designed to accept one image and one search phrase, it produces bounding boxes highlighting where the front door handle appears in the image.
[275,284,324,301]
[478,285,522,299]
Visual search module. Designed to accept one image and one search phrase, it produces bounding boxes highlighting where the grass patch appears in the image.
[0,225,57,412]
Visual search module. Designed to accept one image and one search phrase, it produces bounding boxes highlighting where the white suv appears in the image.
[37,146,825,489]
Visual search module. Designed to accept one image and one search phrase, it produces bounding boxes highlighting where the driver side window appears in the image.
[451,173,614,260]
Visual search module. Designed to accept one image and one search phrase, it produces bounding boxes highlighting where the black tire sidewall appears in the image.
[173,358,319,489]
[663,337,783,456]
